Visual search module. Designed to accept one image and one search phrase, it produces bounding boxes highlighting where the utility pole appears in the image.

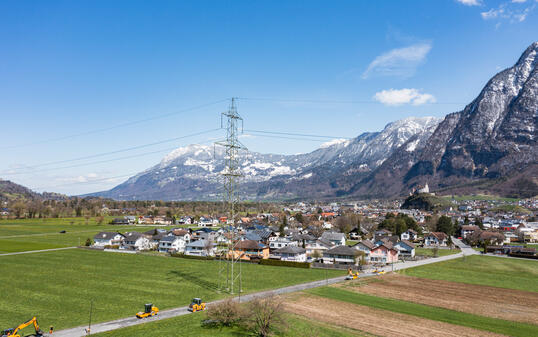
[215,98,247,295]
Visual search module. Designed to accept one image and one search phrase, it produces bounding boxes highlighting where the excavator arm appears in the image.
[8,317,42,337]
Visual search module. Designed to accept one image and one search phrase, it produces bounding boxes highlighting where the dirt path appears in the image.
[338,274,538,324]
[283,295,505,337]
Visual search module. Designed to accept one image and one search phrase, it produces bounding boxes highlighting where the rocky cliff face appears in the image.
[355,42,538,198]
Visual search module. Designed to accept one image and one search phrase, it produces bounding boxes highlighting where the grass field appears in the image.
[399,255,538,292]
[0,249,344,331]
[308,287,538,337]
[92,312,363,337]
[0,217,176,253]
[440,194,519,202]
[414,247,460,257]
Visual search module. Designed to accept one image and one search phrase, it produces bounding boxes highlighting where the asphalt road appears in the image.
[51,250,466,337]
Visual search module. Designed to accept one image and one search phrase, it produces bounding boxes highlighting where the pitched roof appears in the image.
[275,246,306,254]
[396,240,415,249]
[428,232,448,240]
[324,245,356,256]
[461,225,480,231]
[186,239,210,248]
[355,240,375,249]
[321,232,345,241]
[93,232,123,240]
[234,240,267,250]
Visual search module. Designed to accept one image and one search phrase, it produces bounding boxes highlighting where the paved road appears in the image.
[0,246,77,256]
[51,250,466,337]
[451,237,479,256]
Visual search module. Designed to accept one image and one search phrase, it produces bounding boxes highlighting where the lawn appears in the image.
[0,249,344,331]
[415,247,460,257]
[92,312,363,337]
[399,255,538,292]
[308,287,538,337]
[0,217,176,252]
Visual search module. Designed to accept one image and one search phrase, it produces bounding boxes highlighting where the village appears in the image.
[90,194,538,267]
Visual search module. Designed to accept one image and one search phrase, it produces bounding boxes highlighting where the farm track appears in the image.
[0,246,77,256]
[339,273,538,324]
[283,295,505,337]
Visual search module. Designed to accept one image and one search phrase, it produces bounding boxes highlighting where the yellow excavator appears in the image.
[1,317,43,337]
[136,303,159,319]
[188,298,206,312]
[345,268,360,280]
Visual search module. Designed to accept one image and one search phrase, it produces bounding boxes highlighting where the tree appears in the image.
[311,250,322,261]
[279,222,285,236]
[463,216,470,226]
[243,296,286,337]
[335,216,352,234]
[295,213,304,224]
[85,238,92,246]
[432,246,439,257]
[475,217,484,230]
[436,216,454,235]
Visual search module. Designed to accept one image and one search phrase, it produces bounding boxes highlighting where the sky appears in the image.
[0,0,537,195]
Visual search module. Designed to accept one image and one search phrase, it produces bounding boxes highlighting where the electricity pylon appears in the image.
[215,98,247,294]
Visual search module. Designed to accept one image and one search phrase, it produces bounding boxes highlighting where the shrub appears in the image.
[170,253,215,261]
[84,238,92,246]
[259,259,310,268]
[206,299,243,327]
[104,245,120,249]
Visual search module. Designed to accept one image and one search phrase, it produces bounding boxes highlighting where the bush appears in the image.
[84,238,92,246]
[206,299,243,327]
[104,245,120,249]
[259,259,310,268]
[170,253,215,261]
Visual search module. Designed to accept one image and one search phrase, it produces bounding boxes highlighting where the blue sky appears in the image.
[1,0,537,195]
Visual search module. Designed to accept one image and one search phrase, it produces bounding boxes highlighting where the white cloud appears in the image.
[456,0,482,6]
[362,42,432,79]
[481,2,534,23]
[511,0,527,3]
[373,88,436,106]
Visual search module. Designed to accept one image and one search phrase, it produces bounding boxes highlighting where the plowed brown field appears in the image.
[283,295,505,337]
[338,274,538,324]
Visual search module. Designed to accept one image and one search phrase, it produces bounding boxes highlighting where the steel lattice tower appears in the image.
[215,98,246,294]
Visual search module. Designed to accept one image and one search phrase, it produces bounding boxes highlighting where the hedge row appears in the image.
[170,253,216,261]
[259,259,310,268]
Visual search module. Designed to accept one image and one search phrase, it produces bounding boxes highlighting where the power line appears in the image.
[237,96,466,105]
[0,99,229,150]
[0,129,221,175]
[244,129,349,140]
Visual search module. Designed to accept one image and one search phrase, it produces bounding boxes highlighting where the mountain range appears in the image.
[86,42,538,200]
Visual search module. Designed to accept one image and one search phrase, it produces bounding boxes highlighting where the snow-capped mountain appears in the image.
[354,42,538,198]
[93,116,440,200]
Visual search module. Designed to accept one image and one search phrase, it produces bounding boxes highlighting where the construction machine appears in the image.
[188,298,206,312]
[345,268,360,280]
[136,303,159,319]
[373,268,386,275]
[1,317,43,337]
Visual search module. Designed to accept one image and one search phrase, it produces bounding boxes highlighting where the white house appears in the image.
[273,246,307,262]
[304,239,333,256]
[352,240,374,262]
[400,229,418,241]
[158,235,188,253]
[184,239,215,256]
[198,217,218,227]
[121,232,151,251]
[424,232,448,246]
[461,225,480,239]
[394,240,415,258]
[269,237,298,250]
[93,232,125,247]
[321,232,346,246]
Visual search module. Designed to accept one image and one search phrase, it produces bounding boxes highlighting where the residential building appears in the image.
[121,232,151,251]
[93,232,125,247]
[394,240,415,258]
[158,235,188,253]
[274,246,307,262]
[269,237,298,250]
[424,232,448,246]
[184,240,215,257]
[322,245,357,265]
[400,229,418,241]
[321,232,346,246]
[370,242,399,264]
[228,240,269,260]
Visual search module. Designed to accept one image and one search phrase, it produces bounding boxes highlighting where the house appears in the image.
[154,216,173,225]
[158,235,188,253]
[111,218,130,225]
[177,216,193,225]
[124,216,136,224]
[424,232,448,246]
[461,225,480,239]
[352,240,374,262]
[273,246,307,262]
[228,240,269,260]
[269,237,298,250]
[400,229,418,241]
[304,239,333,257]
[370,242,399,264]
[171,229,191,242]
[93,232,125,247]
[198,216,217,227]
[394,240,415,258]
[349,226,368,240]
[121,232,151,251]
[322,245,357,265]
[184,239,215,256]
[321,232,346,246]
[138,216,154,224]
[374,229,392,241]
[192,228,217,242]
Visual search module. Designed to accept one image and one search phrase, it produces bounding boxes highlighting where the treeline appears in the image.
[2,197,282,219]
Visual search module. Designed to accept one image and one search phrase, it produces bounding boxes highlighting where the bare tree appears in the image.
[205,299,243,327]
[243,296,286,337]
